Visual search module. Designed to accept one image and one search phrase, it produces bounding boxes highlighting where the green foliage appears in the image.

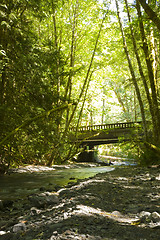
[0,0,159,168]
[0,0,106,168]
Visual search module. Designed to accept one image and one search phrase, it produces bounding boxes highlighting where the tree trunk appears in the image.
[102,87,105,124]
[136,0,160,143]
[113,89,128,118]
[125,0,156,138]
[149,27,158,92]
[115,0,148,140]
[64,0,78,129]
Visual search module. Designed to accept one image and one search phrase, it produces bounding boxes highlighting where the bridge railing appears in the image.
[69,121,142,132]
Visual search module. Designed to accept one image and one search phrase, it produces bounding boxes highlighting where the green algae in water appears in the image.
[0,166,114,200]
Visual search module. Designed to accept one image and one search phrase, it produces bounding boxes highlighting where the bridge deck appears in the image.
[69,121,142,132]
[69,121,143,146]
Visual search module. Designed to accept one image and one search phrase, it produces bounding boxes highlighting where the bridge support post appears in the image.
[77,145,98,162]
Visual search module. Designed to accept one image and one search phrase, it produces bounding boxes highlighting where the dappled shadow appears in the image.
[1,166,160,239]
[19,203,160,240]
[63,167,160,214]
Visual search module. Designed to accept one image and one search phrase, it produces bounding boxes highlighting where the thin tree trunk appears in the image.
[63,71,93,162]
[0,16,8,139]
[154,38,159,94]
[0,67,6,139]
[102,86,105,124]
[115,0,148,140]
[64,0,78,127]
[149,27,158,92]
[51,1,63,150]
[63,13,106,134]
[134,91,137,122]
[75,71,93,133]
[113,89,127,116]
[0,68,5,107]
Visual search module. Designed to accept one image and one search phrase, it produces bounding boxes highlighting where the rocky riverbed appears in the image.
[0,165,160,239]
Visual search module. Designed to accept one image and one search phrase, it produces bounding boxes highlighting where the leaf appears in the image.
[1,21,11,29]
[0,50,6,56]
[131,220,141,225]
[0,10,6,18]
[0,4,8,10]
[9,13,17,21]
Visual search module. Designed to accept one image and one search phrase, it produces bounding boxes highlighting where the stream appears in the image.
[0,165,114,200]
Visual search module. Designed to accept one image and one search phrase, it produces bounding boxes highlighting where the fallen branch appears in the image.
[0,104,71,147]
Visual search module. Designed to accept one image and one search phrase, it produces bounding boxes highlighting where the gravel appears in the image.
[0,165,160,239]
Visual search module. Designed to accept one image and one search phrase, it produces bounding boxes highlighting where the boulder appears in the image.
[151,212,160,223]
[139,211,160,223]
[30,207,41,215]
[139,211,151,223]
[12,223,26,233]
[0,231,6,235]
[28,192,59,208]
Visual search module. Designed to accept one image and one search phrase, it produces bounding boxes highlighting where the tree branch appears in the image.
[138,0,160,31]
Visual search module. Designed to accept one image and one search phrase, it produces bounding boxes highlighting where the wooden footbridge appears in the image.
[70,121,143,147]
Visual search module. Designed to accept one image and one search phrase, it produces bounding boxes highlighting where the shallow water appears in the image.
[0,166,114,200]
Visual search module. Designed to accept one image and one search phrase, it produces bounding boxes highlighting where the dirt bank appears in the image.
[0,165,160,239]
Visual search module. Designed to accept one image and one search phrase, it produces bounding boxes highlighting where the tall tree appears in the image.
[136,0,160,143]
[124,0,156,137]
[115,0,148,140]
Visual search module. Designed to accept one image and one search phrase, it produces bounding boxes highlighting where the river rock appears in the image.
[30,207,41,215]
[28,192,59,208]
[138,211,160,224]
[12,223,26,233]
[111,210,122,216]
[139,211,151,223]
[139,211,151,217]
[151,212,160,222]
[0,231,6,235]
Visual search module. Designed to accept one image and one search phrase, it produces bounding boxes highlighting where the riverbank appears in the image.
[0,165,160,239]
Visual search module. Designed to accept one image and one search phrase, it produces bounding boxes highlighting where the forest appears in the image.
[0,0,160,169]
